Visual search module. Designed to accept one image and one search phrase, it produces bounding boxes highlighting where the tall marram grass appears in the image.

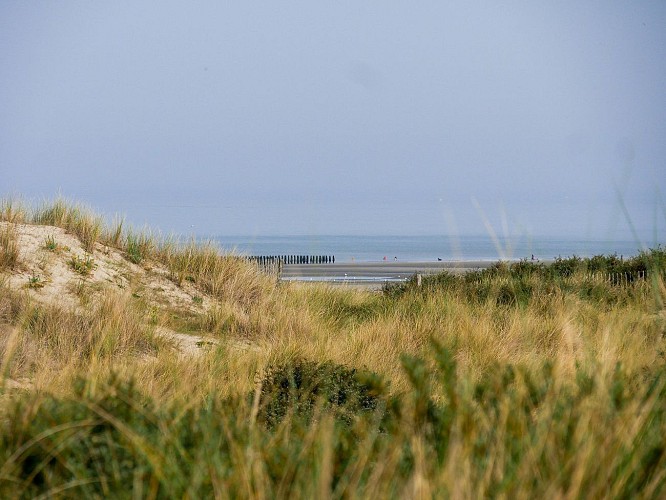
[158,238,274,308]
[1,196,665,496]
[0,276,663,496]
[0,284,160,391]
[0,344,664,498]
[125,229,154,264]
[0,198,26,224]
[0,223,20,271]
[0,197,274,309]
[32,198,103,253]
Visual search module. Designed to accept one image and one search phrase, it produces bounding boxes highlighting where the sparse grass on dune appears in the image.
[0,198,27,225]
[32,198,103,254]
[158,238,275,308]
[0,197,275,307]
[0,197,665,496]
[0,284,160,393]
[124,229,154,264]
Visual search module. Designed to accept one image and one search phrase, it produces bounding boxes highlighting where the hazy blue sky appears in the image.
[1,1,665,241]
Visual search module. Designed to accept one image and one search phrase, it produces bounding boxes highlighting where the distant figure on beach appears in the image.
[394,256,397,261]
[438,258,442,261]
[383,256,387,261]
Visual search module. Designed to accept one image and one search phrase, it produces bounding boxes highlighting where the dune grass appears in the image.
[0,197,665,497]
[32,198,103,254]
[0,224,20,271]
[0,198,27,225]
[157,238,274,308]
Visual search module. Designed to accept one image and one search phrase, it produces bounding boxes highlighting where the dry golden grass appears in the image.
[32,198,103,253]
[4,266,662,406]
[0,224,20,271]
[0,198,27,224]
[157,238,275,308]
[0,285,160,394]
[0,197,664,497]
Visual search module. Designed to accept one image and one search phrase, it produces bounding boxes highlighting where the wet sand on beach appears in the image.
[281,260,498,284]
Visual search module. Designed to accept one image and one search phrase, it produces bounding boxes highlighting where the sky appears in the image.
[1,1,665,242]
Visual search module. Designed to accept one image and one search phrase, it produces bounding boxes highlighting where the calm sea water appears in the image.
[210,235,648,263]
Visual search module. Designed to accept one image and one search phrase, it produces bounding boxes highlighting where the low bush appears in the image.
[257,358,387,429]
[386,248,665,308]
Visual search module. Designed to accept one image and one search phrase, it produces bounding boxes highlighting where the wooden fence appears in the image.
[248,255,334,265]
[584,270,649,285]
[247,255,335,276]
[474,270,662,286]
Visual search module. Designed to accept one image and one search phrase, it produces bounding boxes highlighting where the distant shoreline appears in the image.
[215,234,645,265]
[280,259,557,284]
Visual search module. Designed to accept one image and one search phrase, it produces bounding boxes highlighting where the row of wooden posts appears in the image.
[584,270,650,285]
[247,260,660,284]
[248,255,335,265]
[472,270,656,286]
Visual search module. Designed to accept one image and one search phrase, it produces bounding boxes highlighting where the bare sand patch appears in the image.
[0,221,255,372]
[1,221,211,315]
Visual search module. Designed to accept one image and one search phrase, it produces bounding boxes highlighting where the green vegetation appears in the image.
[125,230,153,264]
[386,250,666,309]
[26,274,45,289]
[69,254,96,276]
[1,348,664,498]
[43,235,58,252]
[108,215,124,247]
[0,197,665,497]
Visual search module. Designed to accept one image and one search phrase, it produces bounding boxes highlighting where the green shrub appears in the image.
[385,249,665,308]
[257,359,387,429]
[27,274,45,289]
[550,255,583,277]
[0,372,390,498]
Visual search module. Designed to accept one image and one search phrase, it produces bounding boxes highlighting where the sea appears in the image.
[210,235,651,263]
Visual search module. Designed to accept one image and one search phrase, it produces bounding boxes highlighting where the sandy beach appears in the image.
[281,260,498,283]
